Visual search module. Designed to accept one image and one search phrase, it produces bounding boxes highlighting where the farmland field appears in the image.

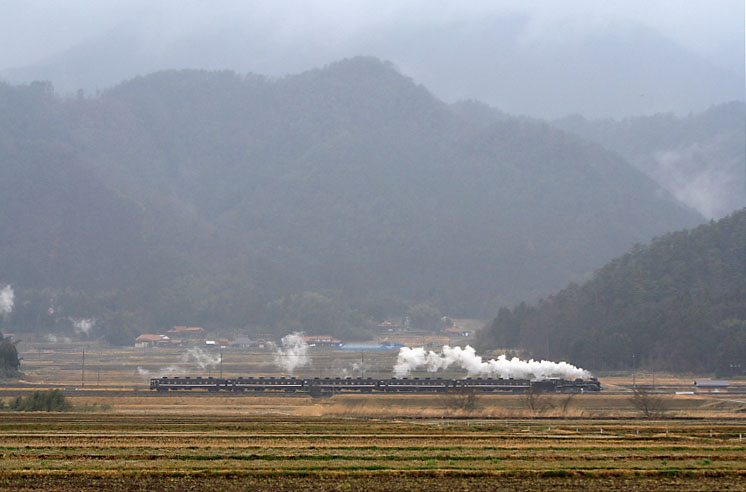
[2,345,746,490]
[1,414,745,491]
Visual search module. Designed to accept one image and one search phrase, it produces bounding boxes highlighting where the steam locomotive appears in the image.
[150,376,601,394]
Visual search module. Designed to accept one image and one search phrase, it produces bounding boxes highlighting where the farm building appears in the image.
[694,380,730,393]
[303,335,341,348]
[135,334,177,348]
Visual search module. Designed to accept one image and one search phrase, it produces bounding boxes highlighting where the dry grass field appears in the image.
[2,345,745,490]
[1,415,745,491]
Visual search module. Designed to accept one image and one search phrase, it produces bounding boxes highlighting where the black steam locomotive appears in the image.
[150,376,601,394]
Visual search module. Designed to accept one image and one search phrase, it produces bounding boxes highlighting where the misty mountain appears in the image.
[0,58,702,338]
[478,208,746,374]
[369,18,744,118]
[554,102,746,219]
[1,16,741,119]
[0,82,150,290]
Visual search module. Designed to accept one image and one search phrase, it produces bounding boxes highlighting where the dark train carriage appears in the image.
[456,377,531,392]
[232,376,304,392]
[307,377,379,393]
[379,377,450,392]
[151,376,226,391]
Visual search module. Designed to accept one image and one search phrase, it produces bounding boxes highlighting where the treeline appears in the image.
[478,209,746,375]
[0,288,445,345]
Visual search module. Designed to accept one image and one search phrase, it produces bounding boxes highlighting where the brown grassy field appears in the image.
[40,391,741,419]
[0,414,745,491]
[3,345,746,490]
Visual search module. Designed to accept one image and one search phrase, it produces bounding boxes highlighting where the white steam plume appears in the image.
[136,348,219,381]
[182,347,221,370]
[45,334,72,344]
[71,317,95,335]
[393,345,590,380]
[0,285,14,316]
[273,332,310,375]
[137,365,185,381]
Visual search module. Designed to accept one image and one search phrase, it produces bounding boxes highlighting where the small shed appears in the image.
[233,336,253,348]
[303,335,341,348]
[694,380,729,393]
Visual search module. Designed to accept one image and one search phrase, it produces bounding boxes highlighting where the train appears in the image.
[150,375,601,394]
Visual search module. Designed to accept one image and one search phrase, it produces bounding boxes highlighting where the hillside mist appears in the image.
[0,58,702,340]
[554,102,746,219]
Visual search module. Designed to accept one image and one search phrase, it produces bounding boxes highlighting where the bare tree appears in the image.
[444,389,480,411]
[559,392,577,415]
[523,386,555,415]
[629,387,668,418]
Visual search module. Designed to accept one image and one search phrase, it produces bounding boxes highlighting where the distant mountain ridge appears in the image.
[1,17,741,118]
[0,58,702,339]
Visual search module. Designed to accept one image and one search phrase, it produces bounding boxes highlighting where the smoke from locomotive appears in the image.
[394,345,590,380]
[272,332,310,374]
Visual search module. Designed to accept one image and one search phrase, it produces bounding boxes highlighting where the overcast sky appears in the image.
[1,0,742,72]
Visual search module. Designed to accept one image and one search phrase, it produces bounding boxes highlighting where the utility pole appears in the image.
[361,351,365,379]
[632,353,636,389]
[81,349,85,387]
[220,350,223,379]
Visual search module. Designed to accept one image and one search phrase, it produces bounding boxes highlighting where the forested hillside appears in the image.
[554,102,745,219]
[478,209,746,374]
[0,58,703,341]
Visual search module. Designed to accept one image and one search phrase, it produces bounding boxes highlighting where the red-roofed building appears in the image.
[375,321,405,333]
[135,334,173,348]
[445,326,471,337]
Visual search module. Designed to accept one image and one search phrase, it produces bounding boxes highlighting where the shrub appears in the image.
[9,390,72,412]
[0,337,21,379]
